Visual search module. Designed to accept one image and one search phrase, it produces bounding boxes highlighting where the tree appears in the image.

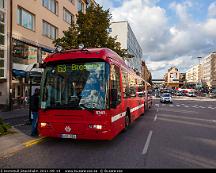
[53,4,126,56]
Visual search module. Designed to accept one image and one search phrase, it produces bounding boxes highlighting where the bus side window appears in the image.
[122,71,130,98]
[129,75,136,97]
[110,65,121,107]
[137,80,145,97]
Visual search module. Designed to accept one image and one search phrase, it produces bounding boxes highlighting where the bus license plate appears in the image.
[61,134,77,139]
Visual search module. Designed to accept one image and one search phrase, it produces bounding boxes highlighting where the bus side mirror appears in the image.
[110,89,118,108]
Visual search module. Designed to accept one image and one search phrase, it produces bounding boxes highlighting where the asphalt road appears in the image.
[1,98,216,169]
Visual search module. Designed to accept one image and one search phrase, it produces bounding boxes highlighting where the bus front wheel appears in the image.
[124,111,130,131]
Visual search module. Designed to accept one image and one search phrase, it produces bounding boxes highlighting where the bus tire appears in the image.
[141,103,145,116]
[145,102,149,111]
[124,110,130,131]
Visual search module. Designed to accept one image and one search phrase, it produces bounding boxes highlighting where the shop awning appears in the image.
[12,69,27,78]
[41,47,54,53]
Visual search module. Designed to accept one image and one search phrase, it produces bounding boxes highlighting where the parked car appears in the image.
[175,91,183,96]
[186,91,196,97]
[209,92,216,98]
[160,93,172,104]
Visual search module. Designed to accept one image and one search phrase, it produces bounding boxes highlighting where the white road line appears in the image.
[154,114,158,122]
[169,105,174,107]
[176,105,180,107]
[199,106,206,109]
[142,131,153,155]
[155,104,159,107]
[159,114,216,123]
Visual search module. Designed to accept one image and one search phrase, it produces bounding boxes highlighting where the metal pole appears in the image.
[29,76,32,123]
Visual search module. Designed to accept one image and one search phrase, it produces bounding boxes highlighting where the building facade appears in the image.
[186,64,202,84]
[141,61,151,83]
[164,67,180,88]
[0,0,8,106]
[201,52,216,89]
[0,0,92,108]
[109,21,143,73]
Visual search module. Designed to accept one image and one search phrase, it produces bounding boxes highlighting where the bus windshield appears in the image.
[40,62,109,110]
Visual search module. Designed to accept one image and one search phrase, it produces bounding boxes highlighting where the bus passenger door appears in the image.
[110,64,124,133]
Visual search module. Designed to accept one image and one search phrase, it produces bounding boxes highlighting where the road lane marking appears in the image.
[208,107,216,110]
[158,108,198,114]
[154,114,157,122]
[159,114,216,123]
[142,130,153,155]
[23,137,46,147]
[158,117,216,129]
[155,104,159,107]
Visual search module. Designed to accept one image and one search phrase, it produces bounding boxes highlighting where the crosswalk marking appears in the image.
[155,104,216,110]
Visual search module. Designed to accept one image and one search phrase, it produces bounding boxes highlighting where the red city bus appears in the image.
[38,48,151,140]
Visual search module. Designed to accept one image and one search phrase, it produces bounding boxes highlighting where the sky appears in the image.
[96,0,216,79]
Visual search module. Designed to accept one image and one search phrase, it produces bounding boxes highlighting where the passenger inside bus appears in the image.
[79,72,105,109]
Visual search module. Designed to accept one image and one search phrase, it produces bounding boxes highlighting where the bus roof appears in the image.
[44,48,124,64]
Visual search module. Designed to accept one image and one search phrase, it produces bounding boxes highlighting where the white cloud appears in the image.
[169,1,193,25]
[204,18,216,37]
[96,0,216,78]
[208,2,216,17]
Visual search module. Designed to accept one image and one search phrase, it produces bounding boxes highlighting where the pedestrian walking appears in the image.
[30,88,40,136]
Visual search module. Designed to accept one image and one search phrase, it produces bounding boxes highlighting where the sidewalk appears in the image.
[0,108,41,159]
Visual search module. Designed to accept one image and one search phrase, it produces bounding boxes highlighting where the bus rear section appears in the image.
[38,48,148,140]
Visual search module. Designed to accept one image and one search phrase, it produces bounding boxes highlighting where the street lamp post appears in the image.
[197,56,202,90]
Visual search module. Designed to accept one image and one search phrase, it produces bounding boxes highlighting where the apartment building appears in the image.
[201,52,216,88]
[141,61,151,83]
[0,0,8,107]
[186,64,201,84]
[109,21,143,73]
[0,0,93,108]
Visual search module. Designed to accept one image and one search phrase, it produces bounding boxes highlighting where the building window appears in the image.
[0,11,5,46]
[42,0,58,14]
[68,0,75,4]
[43,21,58,40]
[77,0,84,12]
[0,49,4,78]
[63,8,74,25]
[17,7,35,31]
[0,0,4,9]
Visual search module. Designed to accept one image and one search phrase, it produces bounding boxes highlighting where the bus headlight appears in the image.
[94,125,102,130]
[40,123,47,128]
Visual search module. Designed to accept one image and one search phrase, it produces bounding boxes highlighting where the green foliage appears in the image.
[53,4,126,57]
[0,117,12,136]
